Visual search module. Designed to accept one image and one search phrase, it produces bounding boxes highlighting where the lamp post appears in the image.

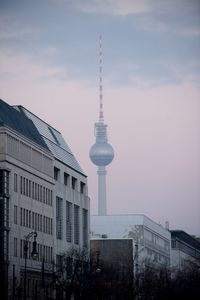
[24,232,38,300]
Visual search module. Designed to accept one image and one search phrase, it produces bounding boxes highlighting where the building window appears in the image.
[23,177,25,195]
[14,205,18,224]
[171,240,176,248]
[66,201,72,243]
[28,180,31,198]
[0,169,9,195]
[26,178,28,196]
[20,176,23,194]
[74,205,79,245]
[14,237,18,257]
[50,190,53,206]
[56,197,63,239]
[72,177,77,190]
[64,172,69,186]
[80,182,86,194]
[82,209,88,247]
[14,173,18,192]
[54,167,60,181]
[56,255,63,273]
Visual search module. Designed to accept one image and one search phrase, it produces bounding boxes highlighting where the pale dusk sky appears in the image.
[0,0,200,234]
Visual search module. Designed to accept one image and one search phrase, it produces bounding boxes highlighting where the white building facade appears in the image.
[91,215,171,272]
[0,99,90,300]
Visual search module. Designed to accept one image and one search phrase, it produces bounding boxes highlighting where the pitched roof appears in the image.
[0,99,86,176]
[0,99,48,150]
[18,105,85,175]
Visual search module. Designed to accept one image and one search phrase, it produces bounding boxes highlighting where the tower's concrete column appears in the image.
[97,166,107,215]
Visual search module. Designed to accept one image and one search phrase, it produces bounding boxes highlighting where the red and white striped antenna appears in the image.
[99,34,104,122]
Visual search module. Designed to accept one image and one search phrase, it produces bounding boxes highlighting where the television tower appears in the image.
[89,35,114,215]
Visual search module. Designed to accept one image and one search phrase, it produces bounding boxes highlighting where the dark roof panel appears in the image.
[0,99,48,150]
[171,230,200,251]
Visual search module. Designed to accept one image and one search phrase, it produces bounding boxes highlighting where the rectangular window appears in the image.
[32,212,35,229]
[14,237,18,257]
[20,176,23,194]
[46,188,48,204]
[72,177,77,190]
[20,208,23,226]
[43,216,46,233]
[56,255,63,273]
[28,180,31,198]
[35,183,38,200]
[82,209,88,247]
[14,205,18,224]
[23,177,25,195]
[0,169,9,195]
[40,215,42,232]
[14,173,18,192]
[56,197,63,239]
[47,189,50,205]
[50,219,53,235]
[50,190,53,206]
[35,213,37,231]
[32,182,35,199]
[40,185,42,202]
[54,167,60,181]
[38,185,40,201]
[43,187,46,204]
[26,209,28,227]
[74,205,79,245]
[20,239,23,258]
[28,211,31,228]
[23,208,25,226]
[80,182,86,194]
[64,172,69,186]
[26,178,28,196]
[66,201,72,243]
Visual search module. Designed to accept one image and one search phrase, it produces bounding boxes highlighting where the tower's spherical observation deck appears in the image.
[89,142,114,166]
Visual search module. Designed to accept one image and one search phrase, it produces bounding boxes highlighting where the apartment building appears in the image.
[0,99,90,299]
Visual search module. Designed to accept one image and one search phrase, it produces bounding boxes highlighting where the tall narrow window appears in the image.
[80,182,86,194]
[28,180,31,198]
[23,177,25,195]
[82,209,88,247]
[72,177,77,190]
[26,178,28,196]
[32,182,35,199]
[14,205,18,224]
[74,205,79,245]
[64,173,69,186]
[14,173,18,192]
[14,237,18,257]
[56,197,63,239]
[54,167,60,181]
[20,176,23,194]
[66,201,72,243]
[0,169,9,195]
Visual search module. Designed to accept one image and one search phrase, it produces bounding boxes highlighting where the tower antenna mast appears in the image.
[99,34,104,122]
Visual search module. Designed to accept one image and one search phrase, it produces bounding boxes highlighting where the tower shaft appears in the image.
[97,166,107,215]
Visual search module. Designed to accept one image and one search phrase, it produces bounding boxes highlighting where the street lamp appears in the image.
[24,232,38,300]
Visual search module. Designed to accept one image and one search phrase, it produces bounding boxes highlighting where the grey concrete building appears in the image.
[0,99,90,299]
[171,230,200,273]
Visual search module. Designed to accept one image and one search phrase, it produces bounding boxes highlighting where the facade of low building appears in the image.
[171,230,200,272]
[90,214,171,273]
[0,99,90,300]
[90,238,134,298]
